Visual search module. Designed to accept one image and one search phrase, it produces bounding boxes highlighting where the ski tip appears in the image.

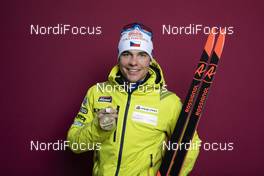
[204,28,216,56]
[214,29,226,58]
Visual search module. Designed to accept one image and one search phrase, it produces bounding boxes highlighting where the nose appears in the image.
[128,54,138,66]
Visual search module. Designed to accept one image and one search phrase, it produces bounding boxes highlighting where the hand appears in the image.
[97,107,118,131]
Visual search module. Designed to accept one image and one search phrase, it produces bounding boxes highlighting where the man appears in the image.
[67,23,200,176]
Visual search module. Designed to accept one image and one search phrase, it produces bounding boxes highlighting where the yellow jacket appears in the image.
[67,59,200,176]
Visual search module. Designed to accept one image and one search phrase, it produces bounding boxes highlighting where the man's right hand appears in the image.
[97,107,118,131]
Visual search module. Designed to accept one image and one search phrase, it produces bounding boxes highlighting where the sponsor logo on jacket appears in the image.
[82,97,88,106]
[98,96,112,103]
[76,114,86,122]
[135,105,158,114]
[73,121,84,127]
[79,107,88,114]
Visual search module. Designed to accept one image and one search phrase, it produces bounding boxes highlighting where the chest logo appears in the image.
[135,105,158,114]
[98,96,112,103]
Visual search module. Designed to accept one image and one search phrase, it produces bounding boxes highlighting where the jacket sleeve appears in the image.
[66,85,114,153]
[167,97,201,176]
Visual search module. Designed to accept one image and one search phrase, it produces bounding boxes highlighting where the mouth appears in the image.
[126,68,141,74]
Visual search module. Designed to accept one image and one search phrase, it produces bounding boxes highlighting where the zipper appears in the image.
[114,93,132,176]
[150,154,153,167]
[113,130,117,142]
[113,105,120,142]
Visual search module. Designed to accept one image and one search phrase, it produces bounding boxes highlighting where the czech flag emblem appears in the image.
[130,41,141,47]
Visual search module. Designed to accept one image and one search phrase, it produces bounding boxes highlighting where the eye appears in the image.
[138,52,148,57]
[121,52,131,57]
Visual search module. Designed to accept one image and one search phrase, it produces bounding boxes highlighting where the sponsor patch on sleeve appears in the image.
[79,107,88,114]
[76,114,86,122]
[73,121,84,127]
[98,96,112,103]
[132,111,158,126]
[82,97,88,106]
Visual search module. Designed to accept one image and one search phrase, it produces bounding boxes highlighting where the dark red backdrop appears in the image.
[1,0,263,175]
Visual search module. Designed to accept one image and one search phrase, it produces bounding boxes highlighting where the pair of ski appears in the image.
[158,29,226,176]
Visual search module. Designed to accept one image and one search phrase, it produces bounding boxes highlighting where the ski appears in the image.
[158,29,215,176]
[158,29,225,176]
[170,31,225,176]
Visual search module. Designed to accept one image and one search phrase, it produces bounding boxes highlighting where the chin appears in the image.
[127,78,138,83]
[127,76,144,83]
[124,75,137,82]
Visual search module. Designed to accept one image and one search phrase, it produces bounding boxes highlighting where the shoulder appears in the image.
[160,89,181,102]
[159,89,182,110]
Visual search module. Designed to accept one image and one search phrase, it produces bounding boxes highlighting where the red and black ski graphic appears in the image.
[158,29,225,176]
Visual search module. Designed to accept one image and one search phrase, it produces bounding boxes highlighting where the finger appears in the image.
[98,112,105,119]
[105,107,117,114]
[110,113,118,119]
[98,108,106,114]
[104,114,118,119]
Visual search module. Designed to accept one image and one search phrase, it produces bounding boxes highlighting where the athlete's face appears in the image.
[119,50,151,83]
